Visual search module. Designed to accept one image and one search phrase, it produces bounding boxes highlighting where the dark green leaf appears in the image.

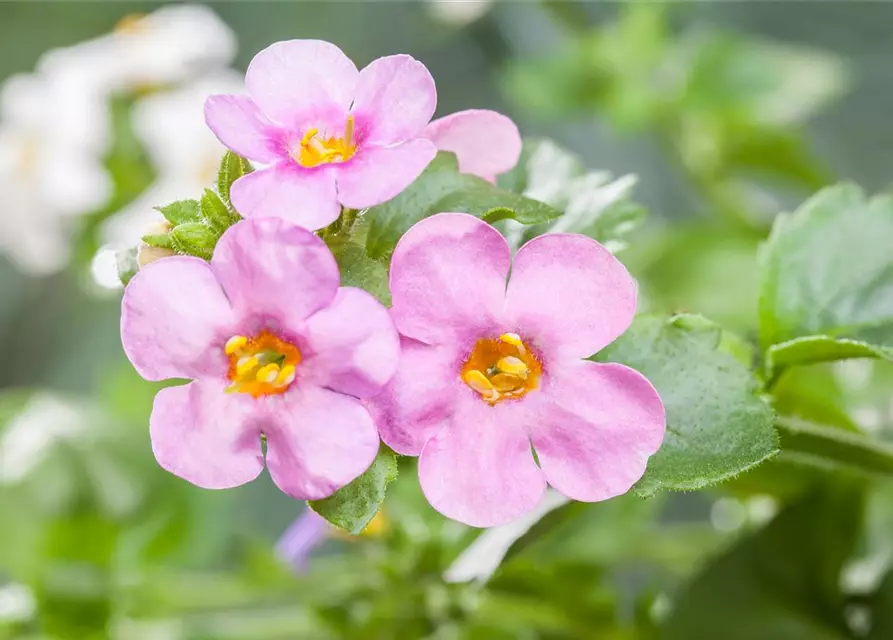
[217,150,253,208]
[758,184,893,363]
[154,199,200,226]
[661,485,864,640]
[775,416,893,477]
[334,243,391,306]
[365,153,560,260]
[170,222,217,261]
[200,188,236,234]
[766,335,893,385]
[596,314,778,496]
[869,571,893,639]
[309,446,398,535]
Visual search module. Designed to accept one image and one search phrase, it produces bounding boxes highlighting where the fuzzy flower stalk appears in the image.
[369,214,666,527]
[120,218,399,498]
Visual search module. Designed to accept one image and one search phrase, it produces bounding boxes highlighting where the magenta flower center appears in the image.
[292,115,358,168]
[225,331,301,397]
[461,333,542,405]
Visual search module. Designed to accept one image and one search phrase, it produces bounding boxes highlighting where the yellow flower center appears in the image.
[114,13,148,35]
[461,333,542,405]
[294,115,357,168]
[225,331,301,397]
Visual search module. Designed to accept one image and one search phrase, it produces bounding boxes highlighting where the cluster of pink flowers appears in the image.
[121,40,665,527]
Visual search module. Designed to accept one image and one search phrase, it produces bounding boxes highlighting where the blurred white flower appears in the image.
[427,0,493,26]
[0,70,112,275]
[102,72,242,247]
[38,4,237,96]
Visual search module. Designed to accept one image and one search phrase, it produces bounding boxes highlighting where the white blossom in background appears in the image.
[38,4,236,95]
[0,71,111,275]
[101,71,243,248]
[427,0,493,26]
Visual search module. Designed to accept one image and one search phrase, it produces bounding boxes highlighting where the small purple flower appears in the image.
[120,218,399,499]
[204,39,439,229]
[276,508,329,573]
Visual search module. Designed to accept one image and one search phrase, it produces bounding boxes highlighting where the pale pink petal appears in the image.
[211,219,339,330]
[528,361,665,502]
[335,139,436,209]
[150,380,264,489]
[299,287,399,399]
[245,39,358,126]
[351,54,436,145]
[505,234,637,360]
[265,386,380,500]
[204,94,285,164]
[419,393,545,527]
[230,163,340,230]
[367,337,459,456]
[424,109,522,179]
[389,213,510,345]
[121,256,235,381]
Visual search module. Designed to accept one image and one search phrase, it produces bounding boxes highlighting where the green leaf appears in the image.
[365,152,561,260]
[869,571,893,639]
[596,314,778,496]
[217,151,253,208]
[775,416,893,477]
[334,243,391,306]
[169,222,217,261]
[141,233,173,250]
[115,247,139,286]
[758,184,893,364]
[661,485,864,640]
[765,335,893,385]
[308,446,398,535]
[200,188,235,234]
[154,199,200,226]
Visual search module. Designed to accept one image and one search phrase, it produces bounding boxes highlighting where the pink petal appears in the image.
[150,380,264,489]
[204,94,285,164]
[335,139,436,209]
[505,234,637,360]
[299,287,400,399]
[418,393,545,527]
[121,256,235,381]
[389,213,510,345]
[245,39,358,127]
[423,109,522,179]
[230,163,340,230]
[367,337,459,456]
[529,361,665,502]
[265,385,380,500]
[351,54,437,144]
[211,219,339,330]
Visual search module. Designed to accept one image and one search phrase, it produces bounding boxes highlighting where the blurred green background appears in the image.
[1,2,892,639]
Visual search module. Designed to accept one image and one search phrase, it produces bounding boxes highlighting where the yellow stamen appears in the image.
[491,373,525,393]
[256,363,281,383]
[225,335,248,356]
[344,114,355,146]
[496,356,528,379]
[236,356,259,376]
[301,128,319,147]
[500,332,526,356]
[275,364,296,386]
[464,370,495,396]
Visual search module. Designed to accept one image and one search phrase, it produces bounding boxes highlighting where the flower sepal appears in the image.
[308,445,398,535]
[168,221,218,260]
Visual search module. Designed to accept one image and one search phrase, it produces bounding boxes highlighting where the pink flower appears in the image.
[423,109,522,181]
[121,218,399,499]
[204,39,439,230]
[368,214,665,527]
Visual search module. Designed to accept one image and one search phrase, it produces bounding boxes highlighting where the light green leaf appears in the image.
[170,222,217,261]
[141,233,173,250]
[217,150,253,208]
[308,446,398,535]
[154,199,200,226]
[765,335,893,385]
[775,416,893,477]
[365,152,561,260]
[200,188,235,234]
[758,184,893,363]
[334,243,391,306]
[661,485,864,640]
[596,314,778,496]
